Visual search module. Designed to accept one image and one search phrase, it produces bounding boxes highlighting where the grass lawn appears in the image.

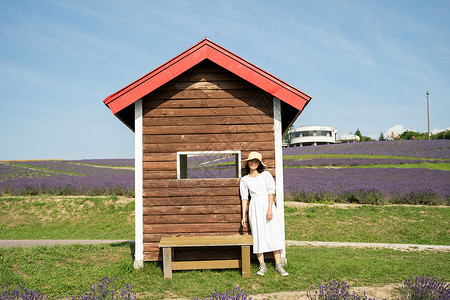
[1,196,448,246]
[0,243,448,299]
[0,195,449,299]
[285,204,450,245]
[0,195,134,239]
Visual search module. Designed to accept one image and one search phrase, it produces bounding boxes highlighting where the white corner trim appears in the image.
[273,97,286,259]
[134,99,144,269]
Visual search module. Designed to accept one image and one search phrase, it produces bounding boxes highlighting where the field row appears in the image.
[0,141,449,204]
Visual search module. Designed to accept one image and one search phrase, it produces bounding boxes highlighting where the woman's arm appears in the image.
[267,193,274,221]
[241,199,249,227]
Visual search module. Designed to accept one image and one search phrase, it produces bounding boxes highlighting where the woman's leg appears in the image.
[273,250,281,264]
[273,250,289,276]
[256,253,267,275]
[256,253,264,264]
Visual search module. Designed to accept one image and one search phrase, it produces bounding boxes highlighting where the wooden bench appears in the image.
[158,235,253,279]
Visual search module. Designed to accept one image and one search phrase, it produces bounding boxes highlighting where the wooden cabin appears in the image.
[103,39,311,268]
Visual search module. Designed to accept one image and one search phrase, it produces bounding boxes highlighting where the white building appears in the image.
[289,126,338,147]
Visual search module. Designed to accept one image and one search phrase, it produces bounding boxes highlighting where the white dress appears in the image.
[239,171,284,254]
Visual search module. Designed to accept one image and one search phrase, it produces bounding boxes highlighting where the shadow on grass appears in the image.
[109,241,135,261]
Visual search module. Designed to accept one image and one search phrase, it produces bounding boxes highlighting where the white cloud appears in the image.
[384,125,412,139]
[432,127,450,134]
[384,125,449,139]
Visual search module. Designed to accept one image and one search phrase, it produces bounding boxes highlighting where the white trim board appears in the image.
[273,97,286,260]
[134,99,144,269]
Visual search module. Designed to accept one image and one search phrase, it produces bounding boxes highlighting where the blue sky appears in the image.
[1,0,449,160]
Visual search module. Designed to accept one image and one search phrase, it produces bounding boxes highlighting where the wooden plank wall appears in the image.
[141,60,275,261]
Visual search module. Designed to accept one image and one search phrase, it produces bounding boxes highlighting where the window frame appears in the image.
[177,150,242,179]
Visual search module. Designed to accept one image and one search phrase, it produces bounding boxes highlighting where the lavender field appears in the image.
[0,140,449,204]
[283,140,450,205]
[283,140,450,159]
[0,160,134,196]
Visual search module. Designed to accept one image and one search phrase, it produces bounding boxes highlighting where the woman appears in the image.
[239,152,288,276]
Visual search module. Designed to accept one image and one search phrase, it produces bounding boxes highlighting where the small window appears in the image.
[177,151,241,179]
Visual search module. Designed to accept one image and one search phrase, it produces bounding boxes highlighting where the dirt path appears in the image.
[248,283,402,300]
[286,240,450,252]
[164,283,402,300]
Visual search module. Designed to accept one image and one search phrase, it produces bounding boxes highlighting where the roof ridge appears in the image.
[103,39,311,116]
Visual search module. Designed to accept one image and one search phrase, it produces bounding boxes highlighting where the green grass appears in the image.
[4,162,86,176]
[1,196,449,298]
[1,196,449,246]
[284,162,450,171]
[284,154,450,161]
[0,196,134,239]
[285,205,450,245]
[66,161,134,169]
[283,154,450,171]
[0,243,448,299]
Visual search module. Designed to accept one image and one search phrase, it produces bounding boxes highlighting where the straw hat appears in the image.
[242,151,267,168]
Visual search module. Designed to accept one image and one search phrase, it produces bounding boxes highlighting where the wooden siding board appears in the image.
[144,223,242,233]
[143,214,240,224]
[145,89,261,101]
[142,171,177,180]
[143,205,241,215]
[143,124,273,135]
[157,80,258,91]
[143,106,272,118]
[143,187,239,198]
[142,178,239,188]
[142,132,274,144]
[141,61,275,261]
[144,196,241,206]
[142,153,177,162]
[142,115,273,126]
[142,162,177,171]
[144,98,266,109]
[142,141,274,153]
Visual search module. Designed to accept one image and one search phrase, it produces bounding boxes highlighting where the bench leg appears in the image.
[241,245,251,278]
[162,247,173,279]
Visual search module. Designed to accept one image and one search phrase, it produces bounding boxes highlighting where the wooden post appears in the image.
[241,245,251,278]
[163,247,173,279]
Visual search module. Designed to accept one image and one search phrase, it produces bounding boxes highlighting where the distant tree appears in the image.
[355,128,362,139]
[354,128,374,142]
[378,132,386,141]
[362,136,375,142]
[399,130,428,140]
[435,129,450,140]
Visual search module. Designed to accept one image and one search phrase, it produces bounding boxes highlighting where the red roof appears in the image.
[103,38,311,116]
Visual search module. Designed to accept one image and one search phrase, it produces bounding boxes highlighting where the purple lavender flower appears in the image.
[0,163,53,181]
[283,168,449,205]
[6,161,131,176]
[71,277,136,300]
[398,275,450,300]
[284,158,448,167]
[306,279,378,300]
[0,161,134,196]
[0,284,48,300]
[284,140,450,159]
